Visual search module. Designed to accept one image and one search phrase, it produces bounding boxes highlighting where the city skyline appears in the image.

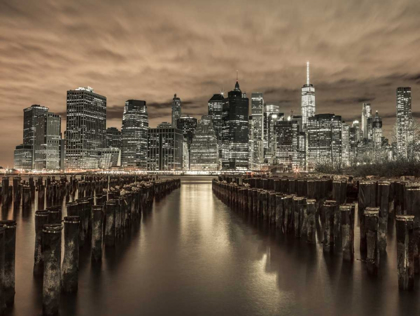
[2,0,420,166]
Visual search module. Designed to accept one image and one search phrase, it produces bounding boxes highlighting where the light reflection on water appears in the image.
[1,176,420,315]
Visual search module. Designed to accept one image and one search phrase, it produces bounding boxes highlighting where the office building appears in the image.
[190,115,219,171]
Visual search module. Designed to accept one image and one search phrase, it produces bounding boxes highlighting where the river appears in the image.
[1,176,420,315]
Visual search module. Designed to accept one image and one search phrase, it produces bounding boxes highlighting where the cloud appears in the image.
[1,0,420,165]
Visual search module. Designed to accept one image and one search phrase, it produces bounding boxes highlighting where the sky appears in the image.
[1,0,420,166]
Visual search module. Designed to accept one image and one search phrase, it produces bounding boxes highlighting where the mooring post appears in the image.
[34,210,49,275]
[365,208,380,275]
[91,205,104,261]
[377,181,390,254]
[0,226,5,314]
[322,201,336,253]
[105,200,116,247]
[358,181,377,258]
[396,215,415,290]
[340,204,355,261]
[307,199,317,244]
[62,216,80,293]
[42,223,62,316]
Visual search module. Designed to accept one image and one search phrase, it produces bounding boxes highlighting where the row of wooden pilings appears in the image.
[0,175,180,315]
[212,175,419,291]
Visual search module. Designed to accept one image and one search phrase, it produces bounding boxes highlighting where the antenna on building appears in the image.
[236,70,239,82]
[306,61,310,85]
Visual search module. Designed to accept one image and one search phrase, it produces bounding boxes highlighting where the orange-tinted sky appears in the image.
[1,0,420,167]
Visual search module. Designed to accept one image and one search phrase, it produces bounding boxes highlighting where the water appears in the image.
[2,176,420,315]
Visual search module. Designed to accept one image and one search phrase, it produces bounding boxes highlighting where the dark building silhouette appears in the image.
[222,80,249,170]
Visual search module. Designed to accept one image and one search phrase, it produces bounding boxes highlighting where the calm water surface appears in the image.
[2,177,420,316]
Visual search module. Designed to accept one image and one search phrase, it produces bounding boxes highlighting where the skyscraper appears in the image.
[361,103,372,139]
[106,127,122,149]
[171,94,182,128]
[301,62,316,130]
[121,100,148,169]
[34,112,62,170]
[372,111,383,149]
[249,93,264,170]
[190,115,219,171]
[23,104,49,167]
[16,104,61,170]
[65,87,107,169]
[208,93,225,144]
[177,114,198,170]
[147,122,183,171]
[307,114,343,168]
[222,80,249,170]
[264,104,283,163]
[274,119,300,170]
[396,87,413,158]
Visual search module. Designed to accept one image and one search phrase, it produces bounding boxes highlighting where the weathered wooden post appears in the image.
[334,202,342,254]
[42,223,62,316]
[62,216,80,293]
[283,195,293,233]
[323,201,336,253]
[105,200,116,247]
[340,204,355,261]
[358,181,377,258]
[365,208,380,275]
[332,179,347,205]
[92,205,104,261]
[306,199,316,243]
[377,181,390,253]
[275,194,284,232]
[396,215,415,290]
[0,225,4,314]
[34,210,49,275]
[0,220,16,308]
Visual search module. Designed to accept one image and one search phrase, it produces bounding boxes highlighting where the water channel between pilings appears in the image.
[1,176,420,316]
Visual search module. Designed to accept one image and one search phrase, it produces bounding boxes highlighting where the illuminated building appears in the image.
[65,87,106,169]
[372,111,383,149]
[147,122,183,171]
[106,127,122,149]
[301,62,316,130]
[14,144,33,170]
[361,103,372,139]
[263,104,283,163]
[177,114,197,170]
[171,94,182,128]
[221,79,249,170]
[121,100,148,169]
[396,87,413,158]
[307,114,343,168]
[190,115,219,171]
[249,93,264,170]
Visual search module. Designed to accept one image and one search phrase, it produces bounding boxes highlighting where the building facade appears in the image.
[121,100,148,169]
[106,127,122,149]
[171,94,182,128]
[301,62,316,130]
[147,122,183,171]
[396,87,413,158]
[190,115,219,171]
[307,114,343,168]
[65,87,106,169]
[14,144,33,170]
[222,80,249,170]
[361,103,372,140]
[249,93,264,170]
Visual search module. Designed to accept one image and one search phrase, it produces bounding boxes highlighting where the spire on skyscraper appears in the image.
[307,61,310,85]
[234,71,241,91]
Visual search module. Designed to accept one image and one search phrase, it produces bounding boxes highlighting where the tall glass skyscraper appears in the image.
[16,104,61,170]
[361,103,372,139]
[171,94,182,128]
[190,115,219,171]
[396,87,413,158]
[301,62,315,130]
[222,80,249,170]
[249,93,264,170]
[121,100,148,169]
[65,87,107,169]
